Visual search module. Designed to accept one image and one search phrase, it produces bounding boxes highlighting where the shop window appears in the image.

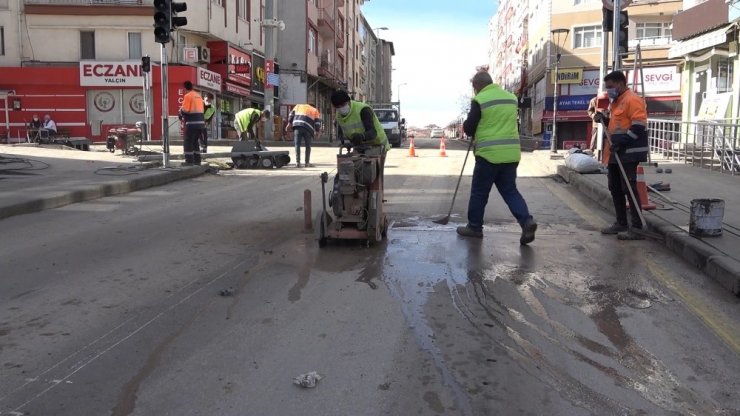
[80,31,95,60]
[717,58,734,94]
[128,32,142,60]
[573,25,602,49]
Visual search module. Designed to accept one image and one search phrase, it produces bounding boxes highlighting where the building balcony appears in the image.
[629,36,674,49]
[25,0,152,15]
[318,9,335,36]
[336,31,345,48]
[318,61,334,78]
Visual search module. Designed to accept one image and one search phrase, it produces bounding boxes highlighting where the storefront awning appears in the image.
[668,23,736,58]
[542,110,591,122]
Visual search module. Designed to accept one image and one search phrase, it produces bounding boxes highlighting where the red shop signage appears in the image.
[225,82,251,96]
[227,47,252,87]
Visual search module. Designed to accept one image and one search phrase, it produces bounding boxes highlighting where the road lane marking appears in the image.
[543,178,740,355]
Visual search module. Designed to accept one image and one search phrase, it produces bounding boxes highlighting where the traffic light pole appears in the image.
[612,0,622,71]
[160,43,170,167]
[263,0,276,142]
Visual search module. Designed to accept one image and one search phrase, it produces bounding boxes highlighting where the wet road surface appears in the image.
[1,144,739,415]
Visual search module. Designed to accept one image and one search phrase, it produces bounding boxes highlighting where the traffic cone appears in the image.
[439,138,447,157]
[628,165,657,211]
[408,137,417,157]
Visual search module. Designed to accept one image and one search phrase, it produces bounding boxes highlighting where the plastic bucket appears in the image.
[689,199,724,237]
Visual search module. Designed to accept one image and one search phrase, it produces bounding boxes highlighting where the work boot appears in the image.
[296,162,302,168]
[306,163,315,168]
[456,225,483,238]
[601,223,628,235]
[617,230,645,241]
[520,219,537,245]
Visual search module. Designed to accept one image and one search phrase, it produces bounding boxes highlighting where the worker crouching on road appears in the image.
[457,71,537,245]
[594,70,648,241]
[286,102,322,168]
[235,106,269,149]
[330,90,391,173]
[179,81,206,166]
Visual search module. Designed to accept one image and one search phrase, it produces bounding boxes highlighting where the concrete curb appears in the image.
[557,164,740,296]
[0,163,208,220]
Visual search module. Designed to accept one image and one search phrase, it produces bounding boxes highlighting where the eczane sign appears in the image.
[80,61,143,87]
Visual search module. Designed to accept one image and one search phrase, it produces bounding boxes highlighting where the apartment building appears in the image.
[360,14,378,102]
[276,0,375,140]
[669,0,739,122]
[374,39,394,102]
[0,0,271,141]
[492,0,683,148]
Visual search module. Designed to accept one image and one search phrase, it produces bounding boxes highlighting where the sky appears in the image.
[362,0,497,128]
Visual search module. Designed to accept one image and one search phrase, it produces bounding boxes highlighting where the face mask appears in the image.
[606,88,619,101]
[337,105,350,116]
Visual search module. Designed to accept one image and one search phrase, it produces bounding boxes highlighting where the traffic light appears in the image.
[141,56,151,73]
[153,1,187,44]
[153,0,171,44]
[171,2,187,31]
[617,10,629,55]
[602,7,614,32]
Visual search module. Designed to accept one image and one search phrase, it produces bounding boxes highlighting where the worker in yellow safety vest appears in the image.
[235,106,269,148]
[456,71,537,245]
[330,90,390,168]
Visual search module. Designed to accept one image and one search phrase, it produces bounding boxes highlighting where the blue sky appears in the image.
[362,1,498,127]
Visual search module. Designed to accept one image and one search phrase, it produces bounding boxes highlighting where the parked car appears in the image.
[430,129,444,139]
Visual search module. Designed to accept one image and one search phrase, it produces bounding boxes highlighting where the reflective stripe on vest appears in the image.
[336,101,389,150]
[475,138,520,151]
[625,146,649,154]
[479,98,518,110]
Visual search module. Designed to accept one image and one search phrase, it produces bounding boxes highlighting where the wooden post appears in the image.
[304,189,312,231]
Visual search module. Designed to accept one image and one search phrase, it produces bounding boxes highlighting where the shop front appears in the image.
[543,69,598,149]
[207,41,253,139]
[0,62,147,142]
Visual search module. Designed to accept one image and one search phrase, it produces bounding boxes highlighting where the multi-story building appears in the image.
[277,0,380,140]
[359,14,378,102]
[669,0,739,122]
[489,0,528,93]
[494,0,683,148]
[374,39,394,102]
[0,0,269,141]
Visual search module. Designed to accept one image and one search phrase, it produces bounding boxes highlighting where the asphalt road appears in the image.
[1,141,739,416]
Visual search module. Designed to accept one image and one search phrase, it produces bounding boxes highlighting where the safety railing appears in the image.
[648,118,740,175]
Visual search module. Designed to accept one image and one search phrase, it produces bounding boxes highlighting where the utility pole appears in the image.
[612,0,622,71]
[262,0,283,143]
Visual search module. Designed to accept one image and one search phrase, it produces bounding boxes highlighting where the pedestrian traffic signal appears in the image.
[141,56,151,73]
[153,0,171,44]
[617,10,629,55]
[171,2,187,31]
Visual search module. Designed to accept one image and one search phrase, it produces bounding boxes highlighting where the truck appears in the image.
[368,102,406,148]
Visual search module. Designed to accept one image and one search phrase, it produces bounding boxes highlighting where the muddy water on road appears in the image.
[379,217,740,416]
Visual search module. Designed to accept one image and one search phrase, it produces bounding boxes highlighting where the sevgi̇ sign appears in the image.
[80,62,144,87]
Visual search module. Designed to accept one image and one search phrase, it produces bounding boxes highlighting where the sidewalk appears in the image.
[558,155,740,295]
[0,143,208,220]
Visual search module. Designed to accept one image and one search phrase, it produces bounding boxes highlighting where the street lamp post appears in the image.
[550,28,570,155]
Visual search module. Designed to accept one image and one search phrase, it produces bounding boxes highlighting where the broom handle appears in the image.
[446,137,475,218]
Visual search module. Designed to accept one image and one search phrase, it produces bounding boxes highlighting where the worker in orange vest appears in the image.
[179,81,206,165]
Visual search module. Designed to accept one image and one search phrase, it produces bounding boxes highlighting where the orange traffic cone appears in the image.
[408,137,417,157]
[628,165,657,211]
[439,138,447,157]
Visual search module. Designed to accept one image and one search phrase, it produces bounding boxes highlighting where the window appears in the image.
[80,31,95,59]
[212,0,223,6]
[309,28,317,56]
[238,0,250,20]
[636,22,671,40]
[573,25,602,48]
[0,27,4,56]
[717,58,734,94]
[128,32,142,59]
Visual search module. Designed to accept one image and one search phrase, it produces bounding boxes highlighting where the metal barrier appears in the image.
[648,118,740,175]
